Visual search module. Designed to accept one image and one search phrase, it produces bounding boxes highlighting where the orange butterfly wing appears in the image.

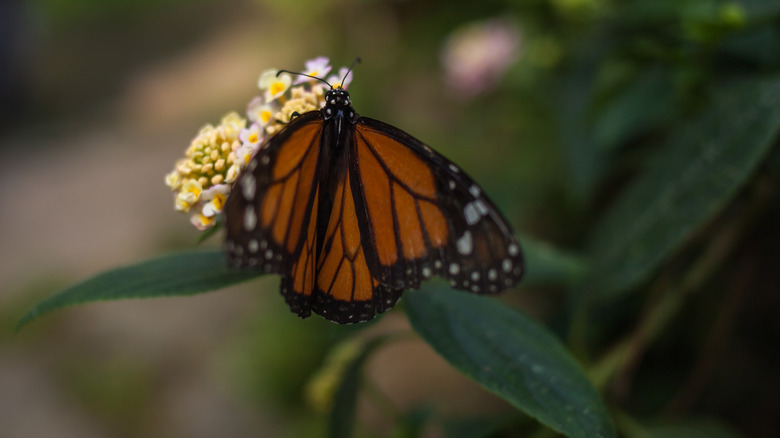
[225,91,523,324]
[352,118,524,295]
[225,112,402,322]
[301,169,401,323]
[224,113,322,275]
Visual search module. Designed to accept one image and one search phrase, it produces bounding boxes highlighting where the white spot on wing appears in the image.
[248,239,259,253]
[464,203,480,225]
[474,199,489,216]
[261,155,270,165]
[449,263,460,275]
[449,164,460,173]
[469,185,481,197]
[508,243,519,256]
[456,231,473,255]
[448,180,456,190]
[241,174,256,200]
[244,206,257,230]
[488,269,498,281]
[502,258,512,273]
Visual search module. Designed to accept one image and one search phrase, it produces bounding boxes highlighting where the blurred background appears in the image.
[1,0,779,437]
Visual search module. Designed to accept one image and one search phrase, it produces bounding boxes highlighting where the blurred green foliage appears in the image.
[60,357,155,435]
[29,0,203,27]
[222,294,337,408]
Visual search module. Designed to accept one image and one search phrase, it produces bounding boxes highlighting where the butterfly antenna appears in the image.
[340,57,361,88]
[276,69,332,88]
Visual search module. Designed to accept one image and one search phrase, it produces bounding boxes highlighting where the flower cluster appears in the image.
[165,56,354,230]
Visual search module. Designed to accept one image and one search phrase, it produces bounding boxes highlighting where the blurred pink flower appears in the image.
[294,56,332,84]
[441,18,522,99]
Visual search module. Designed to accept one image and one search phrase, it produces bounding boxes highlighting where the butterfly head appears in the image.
[324,88,351,109]
[322,88,357,122]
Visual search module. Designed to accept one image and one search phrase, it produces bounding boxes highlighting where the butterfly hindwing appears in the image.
[353,118,524,295]
[305,156,402,323]
[278,184,319,319]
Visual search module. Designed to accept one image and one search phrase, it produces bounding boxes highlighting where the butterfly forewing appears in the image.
[224,113,322,274]
[353,118,524,294]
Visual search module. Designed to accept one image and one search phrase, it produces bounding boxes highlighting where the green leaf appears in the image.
[328,336,392,438]
[405,288,616,438]
[521,236,588,287]
[587,76,780,299]
[557,37,609,203]
[16,250,261,330]
[593,67,677,151]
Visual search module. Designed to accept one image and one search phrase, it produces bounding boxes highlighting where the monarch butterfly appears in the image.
[224,65,523,324]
